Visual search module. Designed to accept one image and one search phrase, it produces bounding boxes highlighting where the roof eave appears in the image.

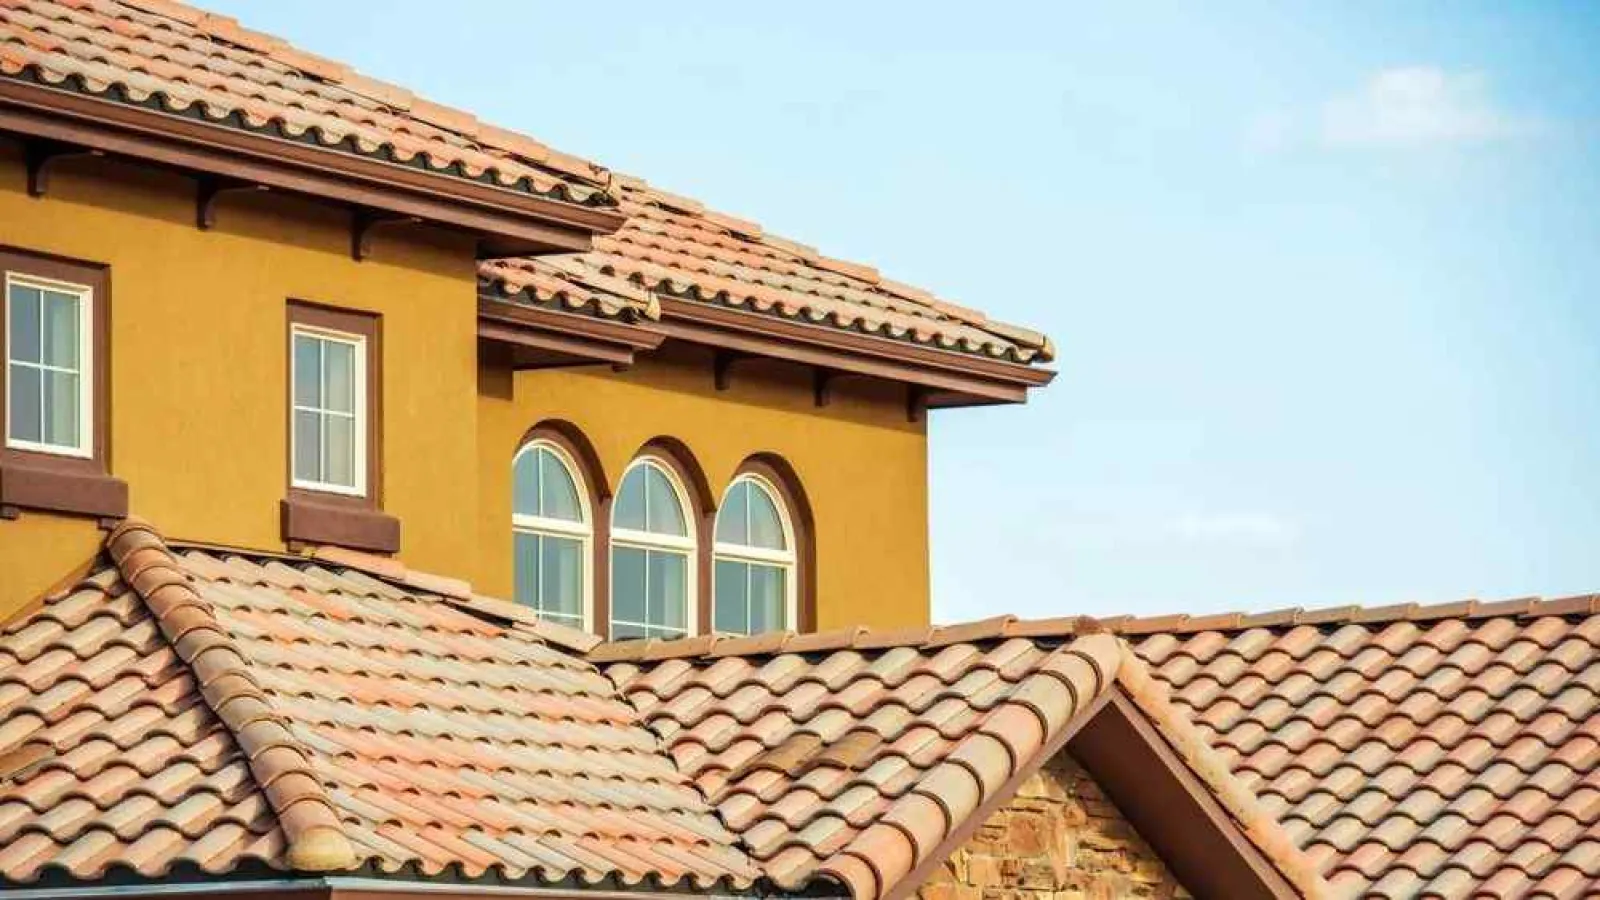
[478,292,1054,407]
[0,76,628,260]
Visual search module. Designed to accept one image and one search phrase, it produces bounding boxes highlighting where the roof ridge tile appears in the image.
[104,518,355,873]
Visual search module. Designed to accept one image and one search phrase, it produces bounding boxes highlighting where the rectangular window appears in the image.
[290,324,367,496]
[0,247,124,521]
[6,273,92,457]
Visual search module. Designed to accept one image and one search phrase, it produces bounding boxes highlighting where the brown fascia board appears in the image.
[0,77,627,258]
[649,297,1056,406]
[1067,689,1302,900]
[478,297,664,368]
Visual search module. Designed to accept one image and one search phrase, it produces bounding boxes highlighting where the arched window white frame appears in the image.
[512,440,592,629]
[610,457,696,640]
[713,474,797,635]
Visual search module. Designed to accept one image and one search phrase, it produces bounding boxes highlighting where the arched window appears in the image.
[512,440,591,628]
[610,458,695,639]
[713,475,796,634]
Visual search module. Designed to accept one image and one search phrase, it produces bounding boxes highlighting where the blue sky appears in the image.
[207,1,1600,621]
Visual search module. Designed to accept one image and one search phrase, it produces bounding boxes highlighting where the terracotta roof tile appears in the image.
[0,520,761,890]
[476,178,1055,365]
[607,632,1325,899]
[597,596,1598,899]
[0,0,615,206]
[0,0,1053,369]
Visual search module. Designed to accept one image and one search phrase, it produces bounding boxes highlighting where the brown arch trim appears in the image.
[727,454,817,633]
[609,437,715,639]
[514,421,611,631]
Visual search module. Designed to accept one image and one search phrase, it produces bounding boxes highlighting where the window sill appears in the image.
[281,491,399,554]
[0,451,127,520]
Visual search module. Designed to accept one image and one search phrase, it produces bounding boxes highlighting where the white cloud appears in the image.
[1320,67,1533,149]
[1246,66,1542,154]
[1168,512,1299,549]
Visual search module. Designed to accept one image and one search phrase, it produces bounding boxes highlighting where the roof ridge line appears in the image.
[105,517,357,873]
[1109,643,1333,899]
[588,592,1600,663]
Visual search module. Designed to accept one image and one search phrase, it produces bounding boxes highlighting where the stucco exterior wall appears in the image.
[921,751,1191,900]
[0,140,934,630]
[0,140,481,618]
[476,346,931,631]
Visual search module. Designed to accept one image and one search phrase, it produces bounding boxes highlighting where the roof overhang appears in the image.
[474,293,1055,406]
[0,77,627,259]
[477,297,664,369]
[649,297,1055,407]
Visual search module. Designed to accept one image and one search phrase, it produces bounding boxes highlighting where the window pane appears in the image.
[324,414,356,487]
[8,363,40,443]
[749,564,786,633]
[717,482,749,545]
[323,340,356,414]
[513,531,541,608]
[714,559,749,635]
[293,409,322,482]
[541,535,583,619]
[539,448,583,522]
[292,334,322,408]
[41,292,79,370]
[611,621,648,641]
[645,466,687,536]
[8,285,40,364]
[513,449,540,518]
[650,550,688,631]
[42,370,79,448]
[748,484,787,550]
[613,466,647,531]
[611,545,647,626]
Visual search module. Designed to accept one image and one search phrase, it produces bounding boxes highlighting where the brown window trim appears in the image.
[514,422,612,629]
[282,301,397,554]
[0,246,126,521]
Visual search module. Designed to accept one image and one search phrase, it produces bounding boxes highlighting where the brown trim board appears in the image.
[478,298,663,369]
[0,78,626,258]
[649,298,1054,406]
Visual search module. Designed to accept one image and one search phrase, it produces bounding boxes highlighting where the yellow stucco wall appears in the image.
[476,347,931,631]
[0,139,933,630]
[0,140,480,618]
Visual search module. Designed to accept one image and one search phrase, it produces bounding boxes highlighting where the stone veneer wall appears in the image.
[919,751,1191,900]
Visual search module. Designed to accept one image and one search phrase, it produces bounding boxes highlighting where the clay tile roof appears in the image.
[478,179,1055,365]
[598,595,1600,899]
[0,0,614,206]
[605,631,1327,900]
[0,519,760,889]
[0,0,1053,368]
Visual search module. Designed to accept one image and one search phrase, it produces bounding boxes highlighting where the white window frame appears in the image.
[289,323,367,497]
[610,456,698,639]
[4,271,93,459]
[713,473,799,633]
[512,439,595,631]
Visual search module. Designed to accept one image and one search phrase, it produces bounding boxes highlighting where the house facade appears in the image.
[0,3,1595,900]
[0,0,1053,636]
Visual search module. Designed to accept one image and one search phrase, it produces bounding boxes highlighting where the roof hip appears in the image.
[104,518,356,873]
